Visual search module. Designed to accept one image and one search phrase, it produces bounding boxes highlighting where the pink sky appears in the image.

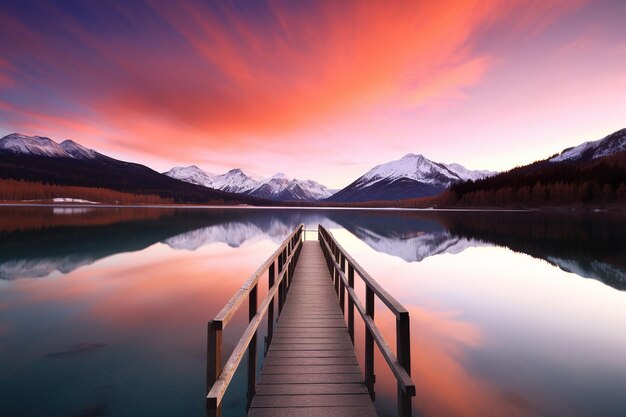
[1,0,625,188]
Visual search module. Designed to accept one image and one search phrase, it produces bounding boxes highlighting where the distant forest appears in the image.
[441,149,626,207]
[0,179,174,205]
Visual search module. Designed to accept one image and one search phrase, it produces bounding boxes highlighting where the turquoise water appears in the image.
[1,207,625,417]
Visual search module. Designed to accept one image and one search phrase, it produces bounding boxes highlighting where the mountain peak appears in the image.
[59,139,97,159]
[329,153,494,202]
[550,127,626,163]
[0,133,102,160]
[1,133,70,158]
[270,172,288,179]
[401,153,426,160]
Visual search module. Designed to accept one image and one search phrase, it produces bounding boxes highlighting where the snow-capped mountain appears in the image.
[250,173,334,201]
[163,166,261,194]
[0,133,99,159]
[329,153,494,202]
[550,128,626,163]
[163,165,218,187]
[214,169,262,193]
[164,166,334,201]
[0,133,253,204]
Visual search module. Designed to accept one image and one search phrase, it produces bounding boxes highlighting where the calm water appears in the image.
[1,206,625,417]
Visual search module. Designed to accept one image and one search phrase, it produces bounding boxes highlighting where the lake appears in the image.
[1,206,625,417]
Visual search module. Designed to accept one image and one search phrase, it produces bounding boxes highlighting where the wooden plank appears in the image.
[266,350,356,358]
[271,333,348,339]
[256,373,365,384]
[268,343,354,351]
[272,329,348,335]
[260,365,362,375]
[264,356,358,366]
[250,394,372,408]
[255,383,368,395]
[271,337,349,344]
[248,406,377,417]
[276,319,347,326]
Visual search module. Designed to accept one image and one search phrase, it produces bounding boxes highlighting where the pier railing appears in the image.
[318,224,416,417]
[206,224,304,416]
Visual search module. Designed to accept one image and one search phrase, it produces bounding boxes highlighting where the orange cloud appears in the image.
[0,0,584,171]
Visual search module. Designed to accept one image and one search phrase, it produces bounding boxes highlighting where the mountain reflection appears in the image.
[1,207,624,290]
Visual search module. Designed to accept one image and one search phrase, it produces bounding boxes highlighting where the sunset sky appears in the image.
[1,0,625,188]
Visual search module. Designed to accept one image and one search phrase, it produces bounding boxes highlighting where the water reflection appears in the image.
[2,207,624,290]
[1,206,625,417]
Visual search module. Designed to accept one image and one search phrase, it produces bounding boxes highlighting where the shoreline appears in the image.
[0,202,623,213]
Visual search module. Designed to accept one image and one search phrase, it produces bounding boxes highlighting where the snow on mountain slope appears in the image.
[360,154,459,185]
[214,169,261,193]
[59,140,98,159]
[163,165,219,187]
[445,163,496,182]
[290,179,335,200]
[329,153,493,202]
[164,166,334,201]
[550,128,626,163]
[258,176,334,200]
[249,173,334,201]
[0,133,71,157]
[0,133,99,159]
[360,154,494,185]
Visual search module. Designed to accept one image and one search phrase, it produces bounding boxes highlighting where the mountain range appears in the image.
[1,128,625,204]
[164,166,335,201]
[164,154,494,202]
[328,153,495,202]
[0,133,262,204]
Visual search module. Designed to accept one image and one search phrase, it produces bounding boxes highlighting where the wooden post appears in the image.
[282,247,288,304]
[339,254,346,313]
[288,242,294,286]
[365,286,375,400]
[397,312,412,417]
[266,262,275,354]
[207,320,223,416]
[347,264,355,343]
[247,284,258,407]
[278,252,284,314]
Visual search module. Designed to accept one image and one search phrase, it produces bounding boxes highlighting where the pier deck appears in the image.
[248,241,376,416]
[206,225,414,417]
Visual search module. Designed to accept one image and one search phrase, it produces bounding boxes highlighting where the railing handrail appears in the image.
[319,225,408,318]
[212,224,304,328]
[206,224,304,414]
[318,224,415,416]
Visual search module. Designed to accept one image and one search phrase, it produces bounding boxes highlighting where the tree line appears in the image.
[0,178,174,204]
[443,150,626,207]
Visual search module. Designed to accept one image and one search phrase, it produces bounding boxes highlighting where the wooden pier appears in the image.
[206,225,415,417]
